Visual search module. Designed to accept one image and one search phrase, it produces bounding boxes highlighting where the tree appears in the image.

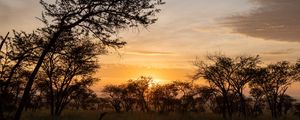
[249,87,265,117]
[148,83,179,112]
[147,81,196,113]
[70,88,98,110]
[125,76,152,112]
[36,37,101,117]
[279,95,295,115]
[171,81,195,112]
[227,56,260,117]
[250,61,298,118]
[193,55,234,119]
[193,86,217,112]
[0,31,42,119]
[102,76,152,112]
[193,55,260,119]
[294,103,300,118]
[102,85,124,112]
[14,0,164,119]
[294,59,300,81]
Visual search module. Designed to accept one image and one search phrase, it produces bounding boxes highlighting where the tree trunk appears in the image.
[14,29,62,120]
[0,32,9,50]
[239,92,247,117]
[222,96,227,120]
[0,96,4,120]
[0,32,9,120]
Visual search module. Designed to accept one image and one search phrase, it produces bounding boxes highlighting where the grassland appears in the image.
[21,110,300,120]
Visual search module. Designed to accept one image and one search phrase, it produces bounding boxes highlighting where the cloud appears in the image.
[126,50,175,56]
[0,0,41,34]
[262,48,295,55]
[224,0,300,42]
[0,1,13,19]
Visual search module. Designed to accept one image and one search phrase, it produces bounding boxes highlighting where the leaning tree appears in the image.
[12,0,164,119]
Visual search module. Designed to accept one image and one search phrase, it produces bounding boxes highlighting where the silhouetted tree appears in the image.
[36,37,101,117]
[0,31,42,119]
[294,103,300,118]
[148,83,178,112]
[102,76,152,112]
[148,81,198,113]
[294,59,300,81]
[193,86,216,112]
[279,95,295,115]
[193,55,233,119]
[102,85,124,112]
[193,55,261,119]
[96,97,112,111]
[250,61,298,119]
[228,56,260,117]
[249,87,265,117]
[14,0,164,119]
[125,76,152,112]
[171,81,195,112]
[70,88,98,110]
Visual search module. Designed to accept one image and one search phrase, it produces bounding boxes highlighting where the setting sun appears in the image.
[152,78,164,84]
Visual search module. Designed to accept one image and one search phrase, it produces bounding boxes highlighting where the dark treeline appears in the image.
[99,55,300,120]
[1,34,300,120]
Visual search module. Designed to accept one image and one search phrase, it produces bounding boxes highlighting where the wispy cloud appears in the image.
[224,0,300,42]
[262,48,295,55]
[126,50,176,56]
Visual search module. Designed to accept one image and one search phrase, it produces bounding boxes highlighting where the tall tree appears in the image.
[193,55,260,119]
[15,0,164,119]
[36,35,103,117]
[193,55,234,119]
[0,31,42,119]
[227,56,260,117]
[250,61,298,118]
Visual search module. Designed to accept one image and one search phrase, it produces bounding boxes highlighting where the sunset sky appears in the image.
[1,0,300,98]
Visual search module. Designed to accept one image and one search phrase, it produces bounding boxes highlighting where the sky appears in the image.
[1,0,300,98]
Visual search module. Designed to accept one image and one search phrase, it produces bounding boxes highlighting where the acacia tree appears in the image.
[36,36,102,117]
[193,55,234,119]
[125,76,152,112]
[193,55,260,119]
[171,81,196,112]
[0,31,43,119]
[14,0,164,119]
[148,83,179,112]
[250,61,298,118]
[102,85,124,112]
[294,59,300,81]
[249,88,265,117]
[227,56,260,117]
[192,86,217,112]
[69,87,98,110]
[102,76,152,112]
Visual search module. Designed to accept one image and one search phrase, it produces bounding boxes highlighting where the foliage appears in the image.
[0,0,164,119]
